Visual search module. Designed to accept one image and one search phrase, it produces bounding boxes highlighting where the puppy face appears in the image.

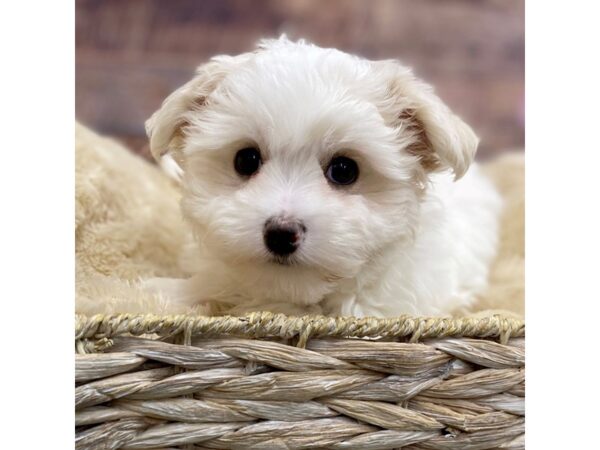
[147,37,478,304]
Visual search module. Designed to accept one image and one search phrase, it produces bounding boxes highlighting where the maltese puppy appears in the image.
[144,36,501,317]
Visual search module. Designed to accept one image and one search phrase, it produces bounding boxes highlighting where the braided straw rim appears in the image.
[75,312,524,346]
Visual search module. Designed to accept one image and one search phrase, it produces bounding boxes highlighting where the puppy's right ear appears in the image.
[375,60,479,180]
[145,58,232,162]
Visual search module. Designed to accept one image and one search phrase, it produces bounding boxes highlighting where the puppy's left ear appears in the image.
[377,61,479,180]
[145,57,236,163]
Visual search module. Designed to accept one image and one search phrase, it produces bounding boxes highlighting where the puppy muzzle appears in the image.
[263,216,306,257]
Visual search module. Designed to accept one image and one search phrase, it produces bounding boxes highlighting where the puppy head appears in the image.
[146,37,478,304]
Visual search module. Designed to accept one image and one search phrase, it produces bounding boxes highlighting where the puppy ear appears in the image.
[378,61,479,180]
[145,58,232,162]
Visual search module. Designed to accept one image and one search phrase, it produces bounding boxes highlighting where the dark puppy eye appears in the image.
[234,147,262,176]
[325,156,359,185]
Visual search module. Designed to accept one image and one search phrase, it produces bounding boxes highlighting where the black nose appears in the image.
[263,217,305,256]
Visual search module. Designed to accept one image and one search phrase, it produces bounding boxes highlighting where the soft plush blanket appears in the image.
[75,123,524,317]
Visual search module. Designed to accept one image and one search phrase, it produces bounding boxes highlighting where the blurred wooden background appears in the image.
[76,0,524,160]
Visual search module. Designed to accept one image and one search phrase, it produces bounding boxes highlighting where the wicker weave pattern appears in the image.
[75,312,524,345]
[75,314,525,450]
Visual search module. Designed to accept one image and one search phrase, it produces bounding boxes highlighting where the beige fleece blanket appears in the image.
[75,123,524,317]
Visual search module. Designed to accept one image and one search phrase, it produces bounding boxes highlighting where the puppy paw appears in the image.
[140,277,181,297]
[139,277,210,314]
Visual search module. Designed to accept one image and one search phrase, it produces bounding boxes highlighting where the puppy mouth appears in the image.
[269,255,296,266]
[264,254,349,284]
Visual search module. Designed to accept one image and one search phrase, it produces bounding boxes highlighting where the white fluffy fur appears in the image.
[144,37,502,317]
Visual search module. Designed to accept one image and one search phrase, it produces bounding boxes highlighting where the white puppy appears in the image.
[144,37,502,317]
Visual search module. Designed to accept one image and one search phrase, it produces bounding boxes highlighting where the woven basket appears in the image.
[75,312,525,450]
